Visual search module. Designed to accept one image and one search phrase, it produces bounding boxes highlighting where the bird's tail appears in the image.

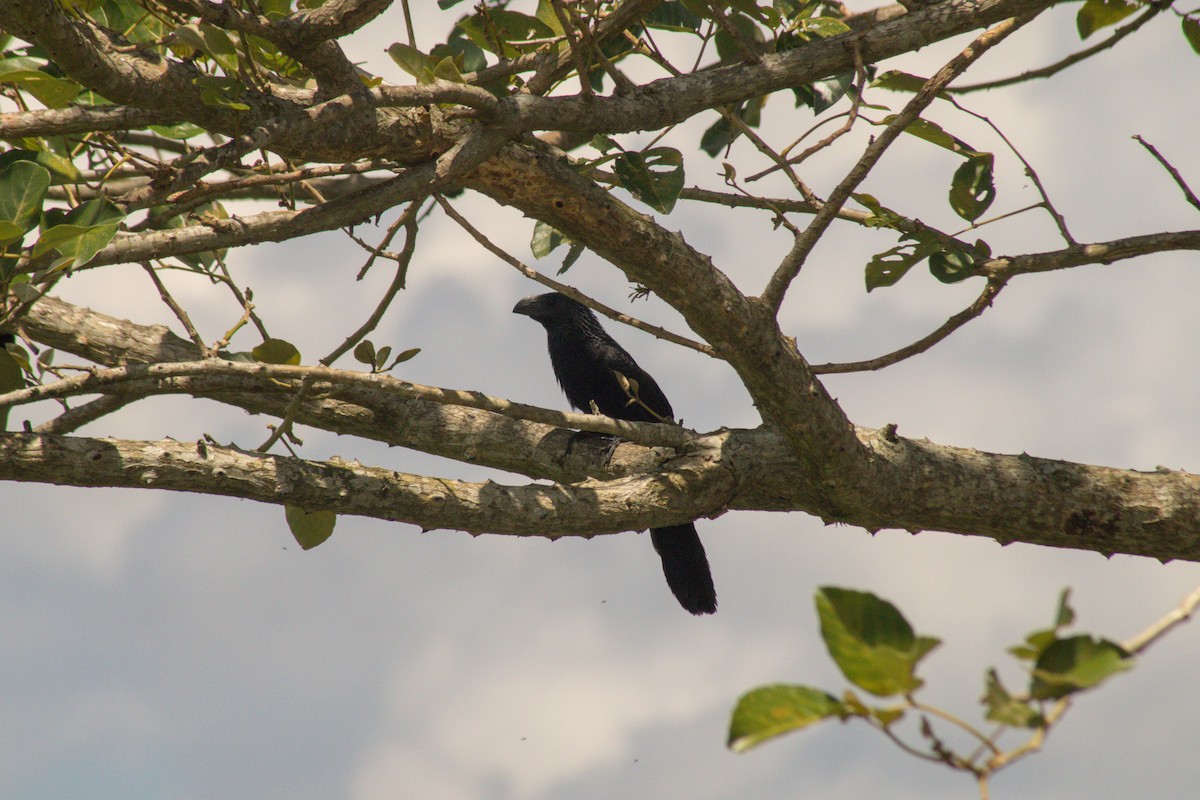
[650,524,717,615]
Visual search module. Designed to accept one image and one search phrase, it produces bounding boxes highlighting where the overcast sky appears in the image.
[3,3,1200,799]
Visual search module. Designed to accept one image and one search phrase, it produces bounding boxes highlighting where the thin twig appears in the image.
[214,260,270,341]
[33,395,135,434]
[1133,135,1200,213]
[752,40,870,181]
[323,201,421,366]
[400,0,416,47]
[1122,583,1200,654]
[946,95,1074,244]
[256,380,312,452]
[812,276,1006,374]
[704,0,762,64]
[141,262,211,355]
[909,698,1001,756]
[434,195,718,358]
[133,159,398,232]
[950,0,1169,94]
[550,0,596,98]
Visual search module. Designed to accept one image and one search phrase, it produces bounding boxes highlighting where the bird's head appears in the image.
[512,292,587,327]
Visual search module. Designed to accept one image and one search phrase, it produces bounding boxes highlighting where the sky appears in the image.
[3,3,1200,799]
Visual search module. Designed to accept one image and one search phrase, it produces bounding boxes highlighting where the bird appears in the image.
[513,292,717,615]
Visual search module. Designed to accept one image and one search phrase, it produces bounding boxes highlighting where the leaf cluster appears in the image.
[729,588,1134,792]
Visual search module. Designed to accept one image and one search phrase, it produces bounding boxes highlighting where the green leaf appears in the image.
[259,0,294,18]
[199,23,241,73]
[0,221,24,246]
[32,197,125,271]
[32,223,118,271]
[1010,629,1058,662]
[1011,589,1080,659]
[0,160,51,245]
[928,246,978,284]
[0,345,24,430]
[870,704,906,727]
[795,16,851,39]
[983,669,1044,727]
[851,193,903,228]
[1053,588,1076,629]
[0,58,83,108]
[700,116,738,157]
[728,684,843,752]
[1030,635,1133,699]
[949,154,995,222]
[584,134,619,156]
[0,148,80,183]
[557,242,585,274]
[386,347,421,369]
[612,147,685,214]
[85,0,168,44]
[149,121,206,140]
[531,220,572,258]
[714,13,765,61]
[890,116,977,156]
[815,587,940,697]
[457,10,555,59]
[252,338,301,365]
[432,55,465,83]
[535,0,566,36]
[440,27,489,75]
[193,75,251,111]
[1076,0,1139,39]
[865,236,942,290]
[1184,17,1200,54]
[644,2,704,31]
[870,69,929,93]
[810,72,852,114]
[387,42,436,83]
[353,339,376,365]
[54,195,125,228]
[285,505,336,550]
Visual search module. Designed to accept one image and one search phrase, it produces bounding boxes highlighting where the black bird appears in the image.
[513,292,717,615]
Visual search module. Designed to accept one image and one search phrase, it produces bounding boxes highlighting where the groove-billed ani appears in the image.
[513,292,717,615]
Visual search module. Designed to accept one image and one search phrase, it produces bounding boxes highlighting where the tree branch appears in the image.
[759,13,1035,313]
[0,432,735,536]
[0,105,177,138]
[0,360,695,449]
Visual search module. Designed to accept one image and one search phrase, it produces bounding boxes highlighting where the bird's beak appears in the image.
[512,295,540,316]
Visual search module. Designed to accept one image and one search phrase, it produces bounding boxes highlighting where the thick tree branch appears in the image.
[3,0,1052,162]
[505,0,1053,136]
[6,301,1200,564]
[0,360,694,449]
[7,295,680,484]
[0,432,735,536]
[2,416,1200,567]
[0,105,177,138]
[0,0,239,128]
[466,141,888,515]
